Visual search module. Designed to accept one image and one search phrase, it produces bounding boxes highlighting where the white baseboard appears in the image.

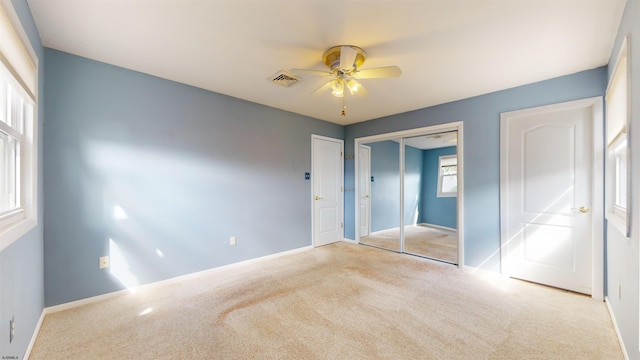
[45,288,132,314]
[44,245,314,315]
[342,238,357,244]
[605,297,629,360]
[418,223,457,233]
[23,310,45,359]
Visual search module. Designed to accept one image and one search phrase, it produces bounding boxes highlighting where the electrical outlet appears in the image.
[99,256,110,269]
[230,236,236,246]
[618,283,622,299]
[9,316,15,343]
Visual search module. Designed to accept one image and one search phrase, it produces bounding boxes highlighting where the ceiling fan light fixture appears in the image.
[330,79,345,97]
[346,79,361,95]
[289,44,401,116]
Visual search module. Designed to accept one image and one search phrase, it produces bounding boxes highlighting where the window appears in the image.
[437,155,457,197]
[613,137,627,211]
[605,34,630,236]
[0,2,38,251]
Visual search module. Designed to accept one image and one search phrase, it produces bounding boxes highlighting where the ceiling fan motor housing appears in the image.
[322,45,367,73]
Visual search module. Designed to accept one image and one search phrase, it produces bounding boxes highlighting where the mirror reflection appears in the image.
[358,131,458,264]
[359,139,401,252]
[403,132,458,263]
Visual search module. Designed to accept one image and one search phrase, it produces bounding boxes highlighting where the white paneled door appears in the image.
[312,136,343,247]
[501,100,597,295]
[358,145,371,237]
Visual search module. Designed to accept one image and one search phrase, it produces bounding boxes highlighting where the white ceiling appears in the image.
[405,131,458,150]
[26,0,626,125]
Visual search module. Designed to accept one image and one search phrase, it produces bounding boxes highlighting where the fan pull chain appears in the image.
[341,95,347,116]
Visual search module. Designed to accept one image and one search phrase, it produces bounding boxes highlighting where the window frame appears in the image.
[437,154,457,198]
[604,34,631,237]
[0,1,38,252]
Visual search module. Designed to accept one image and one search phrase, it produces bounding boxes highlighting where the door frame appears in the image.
[311,134,344,247]
[354,122,464,266]
[358,144,372,237]
[499,97,604,300]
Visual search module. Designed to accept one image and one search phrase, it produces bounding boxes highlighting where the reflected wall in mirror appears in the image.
[358,139,401,252]
[356,128,461,265]
[403,132,458,264]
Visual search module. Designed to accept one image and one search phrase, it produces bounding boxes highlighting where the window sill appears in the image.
[0,217,37,252]
[606,211,628,238]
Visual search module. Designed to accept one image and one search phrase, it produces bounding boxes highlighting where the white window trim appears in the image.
[607,131,628,233]
[437,154,457,198]
[0,0,38,252]
[604,34,630,238]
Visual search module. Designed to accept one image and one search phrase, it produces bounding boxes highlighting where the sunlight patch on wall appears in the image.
[109,238,139,290]
[113,205,128,220]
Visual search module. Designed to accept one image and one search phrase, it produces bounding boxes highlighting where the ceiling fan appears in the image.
[291,45,401,116]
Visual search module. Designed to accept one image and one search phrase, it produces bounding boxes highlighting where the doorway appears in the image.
[355,123,464,265]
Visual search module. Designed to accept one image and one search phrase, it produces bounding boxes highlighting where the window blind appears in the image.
[0,3,36,100]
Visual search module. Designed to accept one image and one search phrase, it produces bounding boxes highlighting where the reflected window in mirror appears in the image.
[437,155,457,197]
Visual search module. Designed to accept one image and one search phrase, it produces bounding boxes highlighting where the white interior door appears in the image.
[312,136,343,247]
[501,103,594,294]
[358,145,371,237]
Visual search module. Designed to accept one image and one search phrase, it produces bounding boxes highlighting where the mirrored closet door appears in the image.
[358,138,401,252]
[402,133,458,264]
[356,126,461,265]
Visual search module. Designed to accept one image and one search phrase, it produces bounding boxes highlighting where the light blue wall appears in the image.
[43,49,343,306]
[0,0,44,358]
[404,145,423,226]
[0,3,622,356]
[606,1,640,359]
[344,67,607,271]
[363,142,422,233]
[368,141,400,232]
[420,146,457,229]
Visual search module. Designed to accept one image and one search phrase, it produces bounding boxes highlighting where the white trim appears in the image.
[354,122,464,267]
[0,0,39,253]
[499,96,604,300]
[311,134,344,247]
[23,309,45,360]
[0,217,36,251]
[44,245,314,314]
[605,297,630,360]
[357,144,372,239]
[418,222,457,233]
[436,154,458,198]
[342,238,357,244]
[591,97,605,301]
[605,34,631,238]
[399,138,405,253]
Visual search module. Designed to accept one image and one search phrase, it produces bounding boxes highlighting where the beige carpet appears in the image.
[30,242,622,359]
[360,225,458,263]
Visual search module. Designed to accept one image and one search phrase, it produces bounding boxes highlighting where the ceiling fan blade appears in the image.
[290,69,332,77]
[354,83,370,98]
[312,79,340,96]
[354,66,402,79]
[339,46,358,70]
